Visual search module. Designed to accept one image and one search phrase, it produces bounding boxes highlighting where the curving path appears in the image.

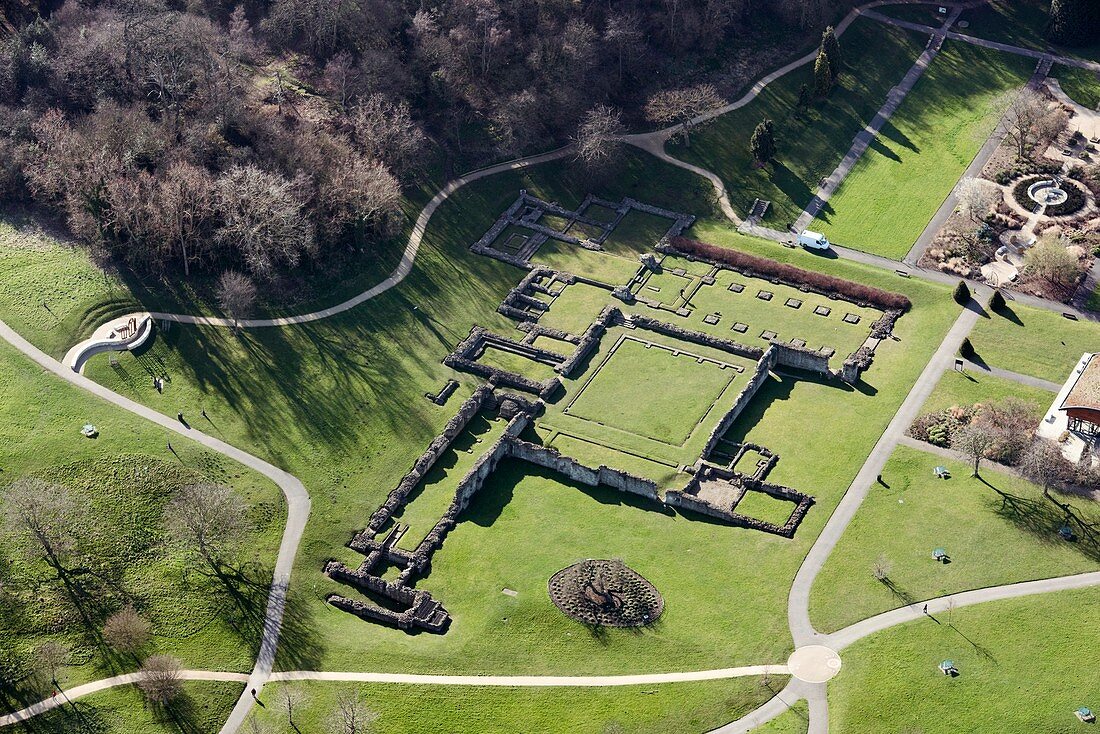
[0,670,250,727]
[8,3,1100,733]
[0,318,311,734]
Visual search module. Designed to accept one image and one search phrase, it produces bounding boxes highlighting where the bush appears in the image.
[960,336,975,359]
[989,289,1006,312]
[667,236,912,311]
[953,280,970,305]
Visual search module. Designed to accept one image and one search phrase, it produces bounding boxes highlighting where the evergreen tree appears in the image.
[813,50,832,98]
[959,337,975,360]
[953,279,970,305]
[797,83,811,110]
[750,118,776,165]
[989,289,1006,312]
[1048,0,1100,45]
[821,26,841,75]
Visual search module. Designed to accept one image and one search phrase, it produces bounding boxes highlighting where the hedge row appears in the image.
[668,236,912,311]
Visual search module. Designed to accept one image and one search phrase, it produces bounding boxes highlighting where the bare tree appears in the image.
[1,478,82,570]
[328,689,379,734]
[278,686,307,730]
[164,483,247,566]
[1019,438,1071,499]
[603,11,642,84]
[349,95,426,175]
[317,151,403,242]
[955,177,1001,226]
[574,105,624,167]
[1022,234,1082,296]
[137,654,182,704]
[103,605,151,655]
[998,88,1063,161]
[954,423,997,476]
[871,553,892,582]
[643,84,722,146]
[213,165,315,282]
[216,271,257,329]
[35,641,69,688]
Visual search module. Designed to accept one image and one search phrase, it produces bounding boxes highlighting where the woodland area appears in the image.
[0,0,859,294]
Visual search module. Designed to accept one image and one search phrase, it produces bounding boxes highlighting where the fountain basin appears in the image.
[1027,179,1069,206]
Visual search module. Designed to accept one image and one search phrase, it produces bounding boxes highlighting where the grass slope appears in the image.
[813,41,1033,258]
[1054,64,1100,110]
[0,339,282,711]
[672,18,925,226]
[244,678,785,734]
[809,446,1100,633]
[829,588,1100,733]
[9,681,243,734]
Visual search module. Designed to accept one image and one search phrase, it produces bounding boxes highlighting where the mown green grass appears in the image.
[565,337,741,445]
[245,677,785,734]
[9,681,243,734]
[957,0,1100,64]
[652,259,880,357]
[877,3,944,25]
[753,701,809,734]
[539,281,618,334]
[733,491,797,526]
[24,143,957,682]
[813,41,1033,258]
[600,210,679,258]
[1054,64,1100,110]
[808,446,1100,633]
[672,18,925,226]
[920,369,1054,419]
[968,301,1100,382]
[829,588,1100,733]
[0,338,283,712]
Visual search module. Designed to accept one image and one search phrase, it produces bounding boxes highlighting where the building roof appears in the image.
[1060,353,1100,413]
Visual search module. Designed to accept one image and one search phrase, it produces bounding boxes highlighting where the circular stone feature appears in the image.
[548,559,663,628]
[1027,179,1069,207]
[787,645,843,683]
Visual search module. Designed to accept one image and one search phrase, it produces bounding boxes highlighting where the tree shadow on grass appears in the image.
[198,561,324,672]
[980,477,1100,563]
[866,134,903,163]
[877,119,919,155]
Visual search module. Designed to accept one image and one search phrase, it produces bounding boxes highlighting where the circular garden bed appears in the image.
[1011,175,1087,217]
[548,559,663,627]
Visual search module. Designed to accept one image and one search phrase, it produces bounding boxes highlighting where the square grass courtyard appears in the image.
[563,336,745,446]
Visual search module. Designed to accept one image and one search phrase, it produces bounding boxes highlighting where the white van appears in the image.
[797,230,830,250]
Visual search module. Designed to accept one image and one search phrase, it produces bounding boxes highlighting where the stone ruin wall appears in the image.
[365,385,494,535]
[701,346,778,461]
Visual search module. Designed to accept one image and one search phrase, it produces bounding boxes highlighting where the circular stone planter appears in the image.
[1010,175,1087,217]
[1027,179,1069,207]
[548,559,663,627]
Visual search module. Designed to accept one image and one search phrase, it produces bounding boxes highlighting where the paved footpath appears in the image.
[794,7,962,233]
[0,319,311,734]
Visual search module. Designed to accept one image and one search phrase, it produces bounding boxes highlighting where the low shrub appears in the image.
[1046,180,1087,217]
[989,289,1006,312]
[667,236,912,311]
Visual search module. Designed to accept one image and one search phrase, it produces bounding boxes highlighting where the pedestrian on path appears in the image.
[177,411,184,422]
[923,604,928,615]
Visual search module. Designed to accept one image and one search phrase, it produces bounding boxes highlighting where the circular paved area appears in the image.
[787,645,842,683]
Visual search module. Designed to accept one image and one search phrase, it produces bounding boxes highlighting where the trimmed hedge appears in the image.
[668,236,912,311]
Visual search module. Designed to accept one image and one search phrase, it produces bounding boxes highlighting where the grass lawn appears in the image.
[957,0,1100,64]
[920,369,1054,419]
[829,588,1100,733]
[734,490,797,526]
[656,261,880,357]
[0,339,283,712]
[753,701,809,734]
[564,336,742,445]
[1054,64,1100,110]
[600,210,679,258]
[477,345,560,382]
[244,677,785,734]
[808,446,1100,633]
[813,41,1033,258]
[539,281,618,335]
[8,681,243,734]
[0,213,138,358]
[672,18,925,226]
[968,301,1100,382]
[23,140,958,682]
[877,3,944,25]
